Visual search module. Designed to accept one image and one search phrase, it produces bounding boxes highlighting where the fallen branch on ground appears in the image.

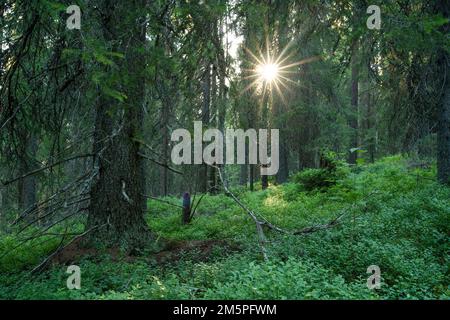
[210,164,379,260]
[30,223,108,274]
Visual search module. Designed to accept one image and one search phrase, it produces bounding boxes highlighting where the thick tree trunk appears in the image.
[87,0,150,248]
[437,0,450,185]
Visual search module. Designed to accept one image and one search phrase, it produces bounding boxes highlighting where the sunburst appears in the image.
[241,40,321,103]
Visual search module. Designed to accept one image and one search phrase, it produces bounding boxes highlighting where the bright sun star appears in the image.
[256,62,280,83]
[241,39,321,102]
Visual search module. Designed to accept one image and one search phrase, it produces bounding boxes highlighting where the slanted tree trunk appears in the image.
[437,0,450,185]
[87,0,150,248]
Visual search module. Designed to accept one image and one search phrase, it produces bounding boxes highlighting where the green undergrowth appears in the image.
[0,156,448,299]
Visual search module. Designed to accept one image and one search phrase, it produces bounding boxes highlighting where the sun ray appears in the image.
[274,40,296,65]
[242,73,263,80]
[241,78,264,95]
[278,74,300,86]
[244,47,265,66]
[272,80,287,105]
[240,40,320,100]
[277,56,322,70]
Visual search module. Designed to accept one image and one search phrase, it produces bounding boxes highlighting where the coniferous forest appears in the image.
[0,0,449,304]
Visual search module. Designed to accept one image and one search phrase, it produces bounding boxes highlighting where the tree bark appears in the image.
[270,0,290,184]
[87,0,150,248]
[240,163,248,186]
[18,134,38,214]
[160,94,170,197]
[349,39,359,165]
[437,0,450,185]
[249,164,255,191]
[200,62,211,193]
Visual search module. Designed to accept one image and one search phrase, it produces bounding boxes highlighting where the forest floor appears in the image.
[0,155,449,299]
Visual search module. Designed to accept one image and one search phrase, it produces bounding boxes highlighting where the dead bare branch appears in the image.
[1,154,95,187]
[138,152,183,175]
[30,223,108,274]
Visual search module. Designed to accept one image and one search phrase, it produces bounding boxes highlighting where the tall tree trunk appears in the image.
[217,16,228,190]
[349,39,359,165]
[158,6,177,197]
[217,64,227,190]
[438,77,450,184]
[200,63,211,193]
[87,0,150,248]
[240,163,248,186]
[364,56,376,163]
[18,134,38,214]
[298,64,316,170]
[367,92,376,163]
[249,164,255,191]
[437,0,450,184]
[160,96,170,197]
[0,2,5,228]
[274,0,289,183]
[208,63,218,193]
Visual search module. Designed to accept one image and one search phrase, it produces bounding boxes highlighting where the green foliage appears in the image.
[0,235,60,273]
[202,258,375,300]
[291,152,349,191]
[0,156,449,300]
[292,168,338,191]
